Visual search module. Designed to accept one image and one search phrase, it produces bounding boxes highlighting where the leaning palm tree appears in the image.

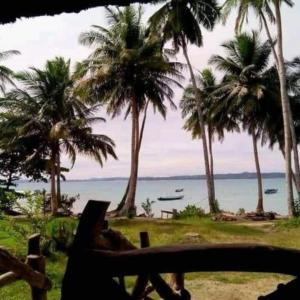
[181,68,239,207]
[210,32,273,213]
[78,6,183,216]
[222,0,296,216]
[0,50,20,94]
[149,0,220,213]
[2,57,117,215]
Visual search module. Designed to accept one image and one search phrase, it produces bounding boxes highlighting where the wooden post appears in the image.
[27,255,47,300]
[131,232,150,299]
[27,233,47,300]
[28,234,41,256]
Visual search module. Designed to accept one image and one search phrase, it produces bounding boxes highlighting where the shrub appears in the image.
[294,198,300,217]
[178,205,205,219]
[214,199,221,214]
[237,208,246,216]
[141,198,155,218]
[0,188,18,212]
[276,217,300,229]
[46,218,78,252]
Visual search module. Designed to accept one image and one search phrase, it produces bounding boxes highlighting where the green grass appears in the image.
[1,216,300,299]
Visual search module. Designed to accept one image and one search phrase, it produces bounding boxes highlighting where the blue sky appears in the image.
[0,2,299,179]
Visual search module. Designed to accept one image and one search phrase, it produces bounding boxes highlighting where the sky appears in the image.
[0,2,299,179]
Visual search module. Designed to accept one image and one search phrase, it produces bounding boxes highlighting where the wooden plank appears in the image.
[27,255,47,300]
[82,244,300,277]
[0,248,51,290]
[0,271,19,288]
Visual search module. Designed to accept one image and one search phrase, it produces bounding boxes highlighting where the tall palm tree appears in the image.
[2,57,117,214]
[210,31,273,213]
[78,6,183,216]
[222,0,296,216]
[149,0,220,213]
[0,50,20,94]
[181,68,239,207]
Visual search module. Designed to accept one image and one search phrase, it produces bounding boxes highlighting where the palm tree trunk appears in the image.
[208,125,216,204]
[182,40,216,214]
[56,151,61,209]
[115,101,149,214]
[261,10,300,201]
[260,11,279,68]
[50,149,58,215]
[252,132,264,214]
[289,109,300,199]
[274,0,295,216]
[120,99,140,216]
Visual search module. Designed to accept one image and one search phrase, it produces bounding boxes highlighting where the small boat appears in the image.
[264,189,278,195]
[157,195,184,201]
[175,188,184,193]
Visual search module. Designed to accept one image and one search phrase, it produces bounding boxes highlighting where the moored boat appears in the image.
[175,188,184,193]
[157,195,184,201]
[264,189,278,195]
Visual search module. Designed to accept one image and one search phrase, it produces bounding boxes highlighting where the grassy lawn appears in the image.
[0,217,299,299]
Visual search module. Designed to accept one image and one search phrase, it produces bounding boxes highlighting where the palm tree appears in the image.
[210,31,273,213]
[149,0,220,213]
[221,0,296,216]
[0,50,20,94]
[181,68,239,207]
[78,6,183,216]
[1,57,117,214]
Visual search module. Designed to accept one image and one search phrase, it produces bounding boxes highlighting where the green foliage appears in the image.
[9,191,54,255]
[237,208,246,216]
[178,205,205,219]
[46,218,77,252]
[0,188,17,211]
[141,198,155,218]
[213,199,221,214]
[149,0,220,51]
[294,198,300,217]
[276,217,300,229]
[15,191,47,232]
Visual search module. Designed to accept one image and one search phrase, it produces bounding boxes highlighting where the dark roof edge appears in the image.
[0,0,156,24]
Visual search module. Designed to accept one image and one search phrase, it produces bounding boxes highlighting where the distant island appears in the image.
[85,172,285,182]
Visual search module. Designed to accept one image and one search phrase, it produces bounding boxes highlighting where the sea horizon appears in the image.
[16,171,286,183]
[15,177,289,216]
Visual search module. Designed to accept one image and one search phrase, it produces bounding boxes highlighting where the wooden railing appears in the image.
[0,234,51,300]
[61,200,300,300]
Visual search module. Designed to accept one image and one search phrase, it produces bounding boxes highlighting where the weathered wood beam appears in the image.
[0,248,51,290]
[0,271,19,288]
[82,244,300,277]
[62,200,134,300]
[0,0,158,24]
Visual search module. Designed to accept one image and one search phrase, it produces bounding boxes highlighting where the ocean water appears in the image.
[16,178,289,216]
